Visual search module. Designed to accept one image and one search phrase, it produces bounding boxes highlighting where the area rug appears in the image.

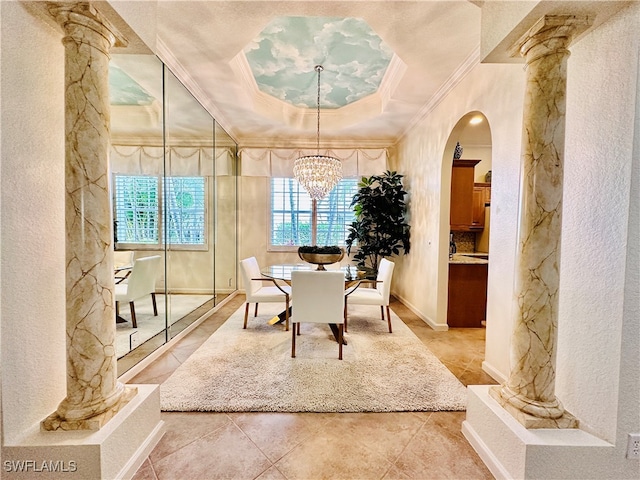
[160,303,467,412]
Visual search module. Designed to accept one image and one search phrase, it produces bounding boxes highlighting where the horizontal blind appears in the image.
[271,178,312,246]
[114,175,159,244]
[164,177,206,245]
[270,177,357,247]
[316,178,358,246]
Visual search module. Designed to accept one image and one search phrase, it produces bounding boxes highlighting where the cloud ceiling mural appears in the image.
[244,16,394,109]
[108,64,155,106]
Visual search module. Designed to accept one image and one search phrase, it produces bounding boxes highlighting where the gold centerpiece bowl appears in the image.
[298,246,345,270]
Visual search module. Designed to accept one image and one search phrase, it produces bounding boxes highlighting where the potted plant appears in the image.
[298,245,345,270]
[345,171,411,274]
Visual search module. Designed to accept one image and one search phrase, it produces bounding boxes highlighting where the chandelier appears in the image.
[293,65,342,200]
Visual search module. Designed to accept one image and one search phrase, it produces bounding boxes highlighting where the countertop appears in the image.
[449,253,489,265]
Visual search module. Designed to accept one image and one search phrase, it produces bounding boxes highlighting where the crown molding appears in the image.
[397,44,481,145]
[155,37,240,145]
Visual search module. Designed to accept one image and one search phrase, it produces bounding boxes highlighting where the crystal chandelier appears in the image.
[294,65,342,200]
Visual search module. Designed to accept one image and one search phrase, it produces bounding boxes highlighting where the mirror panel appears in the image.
[111,54,238,375]
[110,54,168,368]
[214,122,238,303]
[163,67,216,339]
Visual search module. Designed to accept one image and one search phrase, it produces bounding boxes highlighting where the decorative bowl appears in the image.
[298,248,345,270]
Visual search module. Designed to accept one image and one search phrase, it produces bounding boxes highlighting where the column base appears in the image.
[463,385,612,479]
[41,385,138,431]
[489,385,579,429]
[3,384,163,480]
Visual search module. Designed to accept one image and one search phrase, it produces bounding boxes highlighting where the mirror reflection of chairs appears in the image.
[114,250,134,284]
[240,257,292,331]
[115,255,161,328]
[345,258,395,333]
[291,270,346,360]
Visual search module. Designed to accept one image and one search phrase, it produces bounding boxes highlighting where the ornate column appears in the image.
[490,15,590,429]
[43,2,136,431]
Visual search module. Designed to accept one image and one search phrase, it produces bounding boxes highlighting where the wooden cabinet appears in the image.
[472,182,491,229]
[472,186,486,228]
[450,159,481,231]
[447,263,488,328]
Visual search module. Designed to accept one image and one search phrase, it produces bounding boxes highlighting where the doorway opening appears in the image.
[444,111,492,328]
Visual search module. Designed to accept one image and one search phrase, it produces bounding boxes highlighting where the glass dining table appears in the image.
[259,263,373,344]
[260,263,367,285]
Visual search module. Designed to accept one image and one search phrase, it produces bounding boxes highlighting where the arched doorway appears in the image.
[444,112,492,328]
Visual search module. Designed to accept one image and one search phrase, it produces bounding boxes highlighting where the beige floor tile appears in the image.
[130,294,496,480]
[150,412,232,463]
[229,412,332,462]
[152,422,272,480]
[129,352,182,384]
[275,425,393,480]
[333,412,426,463]
[382,464,412,480]
[131,459,157,480]
[393,412,493,480]
[255,465,287,480]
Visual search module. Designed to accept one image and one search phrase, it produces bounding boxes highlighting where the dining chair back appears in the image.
[345,258,395,333]
[290,270,346,360]
[114,250,134,284]
[113,250,134,269]
[115,255,161,328]
[239,257,291,330]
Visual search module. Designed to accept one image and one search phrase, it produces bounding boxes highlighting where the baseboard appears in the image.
[392,291,449,331]
[462,420,511,480]
[117,419,165,480]
[481,360,507,384]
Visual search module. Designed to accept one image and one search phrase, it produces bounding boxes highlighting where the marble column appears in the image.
[42,2,136,431]
[490,15,590,429]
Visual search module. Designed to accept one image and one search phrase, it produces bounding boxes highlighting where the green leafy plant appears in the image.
[345,171,411,273]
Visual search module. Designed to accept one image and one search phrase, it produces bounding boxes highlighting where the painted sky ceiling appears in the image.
[243,16,394,109]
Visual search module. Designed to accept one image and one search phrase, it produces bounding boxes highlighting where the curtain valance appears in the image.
[239,148,387,177]
[110,145,234,176]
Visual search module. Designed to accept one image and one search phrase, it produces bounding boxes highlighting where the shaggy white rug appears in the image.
[160,303,467,412]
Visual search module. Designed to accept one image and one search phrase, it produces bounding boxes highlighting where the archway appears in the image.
[443,112,492,328]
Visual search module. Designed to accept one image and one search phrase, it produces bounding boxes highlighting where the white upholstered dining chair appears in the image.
[290,270,346,360]
[115,255,161,328]
[345,258,395,333]
[240,257,292,331]
[113,250,134,284]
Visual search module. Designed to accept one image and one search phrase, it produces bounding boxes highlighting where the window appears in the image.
[270,177,358,248]
[114,174,206,248]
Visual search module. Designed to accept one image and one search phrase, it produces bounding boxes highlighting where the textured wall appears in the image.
[396,4,639,477]
[0,2,67,443]
[558,3,640,448]
[392,61,525,342]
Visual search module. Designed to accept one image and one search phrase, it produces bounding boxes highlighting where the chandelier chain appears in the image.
[293,64,342,201]
[315,65,321,154]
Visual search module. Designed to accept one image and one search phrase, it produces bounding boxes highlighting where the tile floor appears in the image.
[129,295,497,480]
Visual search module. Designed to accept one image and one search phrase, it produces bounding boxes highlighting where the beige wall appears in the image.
[1,1,68,444]
[390,62,525,342]
[394,4,640,477]
[557,4,639,446]
[238,177,301,282]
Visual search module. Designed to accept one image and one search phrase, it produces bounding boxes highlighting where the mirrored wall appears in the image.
[109,54,238,375]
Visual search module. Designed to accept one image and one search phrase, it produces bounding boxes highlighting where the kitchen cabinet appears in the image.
[472,182,491,229]
[472,186,485,228]
[447,261,488,328]
[450,159,481,231]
